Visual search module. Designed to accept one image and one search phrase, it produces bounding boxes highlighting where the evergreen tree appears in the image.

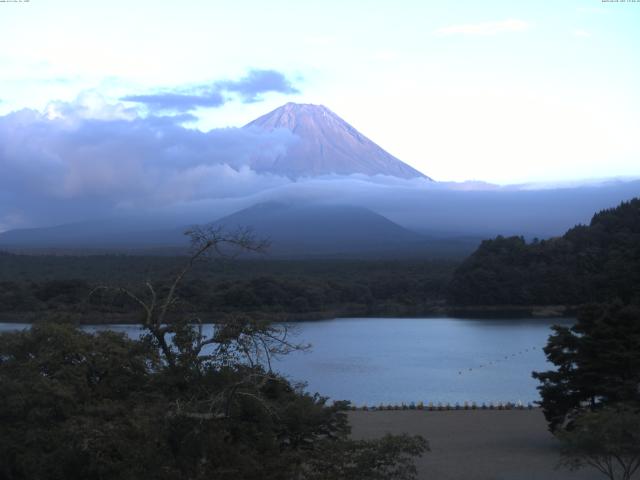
[533,303,640,432]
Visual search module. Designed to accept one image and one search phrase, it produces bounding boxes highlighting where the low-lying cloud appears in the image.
[121,69,300,112]
[0,100,298,230]
[121,92,226,111]
[1,95,638,240]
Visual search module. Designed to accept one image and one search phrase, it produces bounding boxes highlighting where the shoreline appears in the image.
[0,304,577,325]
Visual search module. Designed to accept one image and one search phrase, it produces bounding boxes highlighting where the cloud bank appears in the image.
[121,92,226,111]
[1,94,638,241]
[0,97,300,230]
[121,69,300,112]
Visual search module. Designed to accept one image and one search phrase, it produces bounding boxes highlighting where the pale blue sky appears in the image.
[1,0,639,183]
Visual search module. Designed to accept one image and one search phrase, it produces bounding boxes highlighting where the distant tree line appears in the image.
[0,257,455,320]
[448,198,640,306]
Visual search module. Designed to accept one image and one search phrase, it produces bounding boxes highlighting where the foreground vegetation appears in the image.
[534,303,640,479]
[0,227,427,480]
[0,321,427,480]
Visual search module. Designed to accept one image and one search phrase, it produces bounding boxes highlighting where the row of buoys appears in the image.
[457,346,539,375]
[351,401,536,411]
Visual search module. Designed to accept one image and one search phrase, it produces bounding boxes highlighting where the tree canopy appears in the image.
[448,198,640,306]
[0,225,428,480]
[533,303,640,432]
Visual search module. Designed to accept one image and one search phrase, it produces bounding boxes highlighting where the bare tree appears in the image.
[92,224,308,420]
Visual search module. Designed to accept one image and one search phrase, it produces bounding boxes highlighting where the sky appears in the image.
[0,0,639,230]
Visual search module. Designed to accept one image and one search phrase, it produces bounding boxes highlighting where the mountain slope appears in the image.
[244,103,429,179]
[212,202,428,256]
[0,203,479,258]
[0,218,186,250]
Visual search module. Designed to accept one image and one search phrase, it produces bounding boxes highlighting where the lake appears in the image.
[0,317,571,405]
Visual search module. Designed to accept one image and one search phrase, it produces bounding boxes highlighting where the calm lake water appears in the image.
[0,317,572,405]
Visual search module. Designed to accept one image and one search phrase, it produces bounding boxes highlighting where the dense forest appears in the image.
[448,198,640,306]
[0,255,455,321]
[2,198,639,320]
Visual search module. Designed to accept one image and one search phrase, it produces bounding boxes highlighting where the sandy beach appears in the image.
[349,409,602,480]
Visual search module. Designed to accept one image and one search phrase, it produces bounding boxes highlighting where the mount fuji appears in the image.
[244,102,429,180]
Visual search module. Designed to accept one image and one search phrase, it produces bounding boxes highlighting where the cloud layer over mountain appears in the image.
[0,99,299,231]
[1,94,638,239]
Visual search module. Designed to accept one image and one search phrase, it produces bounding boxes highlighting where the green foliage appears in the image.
[448,198,640,305]
[1,225,428,480]
[532,304,640,432]
[0,322,427,480]
[0,323,158,480]
[558,404,640,480]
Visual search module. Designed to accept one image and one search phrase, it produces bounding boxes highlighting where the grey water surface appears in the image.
[0,317,572,405]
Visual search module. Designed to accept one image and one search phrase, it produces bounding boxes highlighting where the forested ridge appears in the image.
[448,198,640,306]
[3,198,639,318]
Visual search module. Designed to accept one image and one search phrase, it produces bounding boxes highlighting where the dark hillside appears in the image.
[448,198,640,306]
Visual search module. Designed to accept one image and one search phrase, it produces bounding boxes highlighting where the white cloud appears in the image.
[434,19,529,36]
[45,90,138,123]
